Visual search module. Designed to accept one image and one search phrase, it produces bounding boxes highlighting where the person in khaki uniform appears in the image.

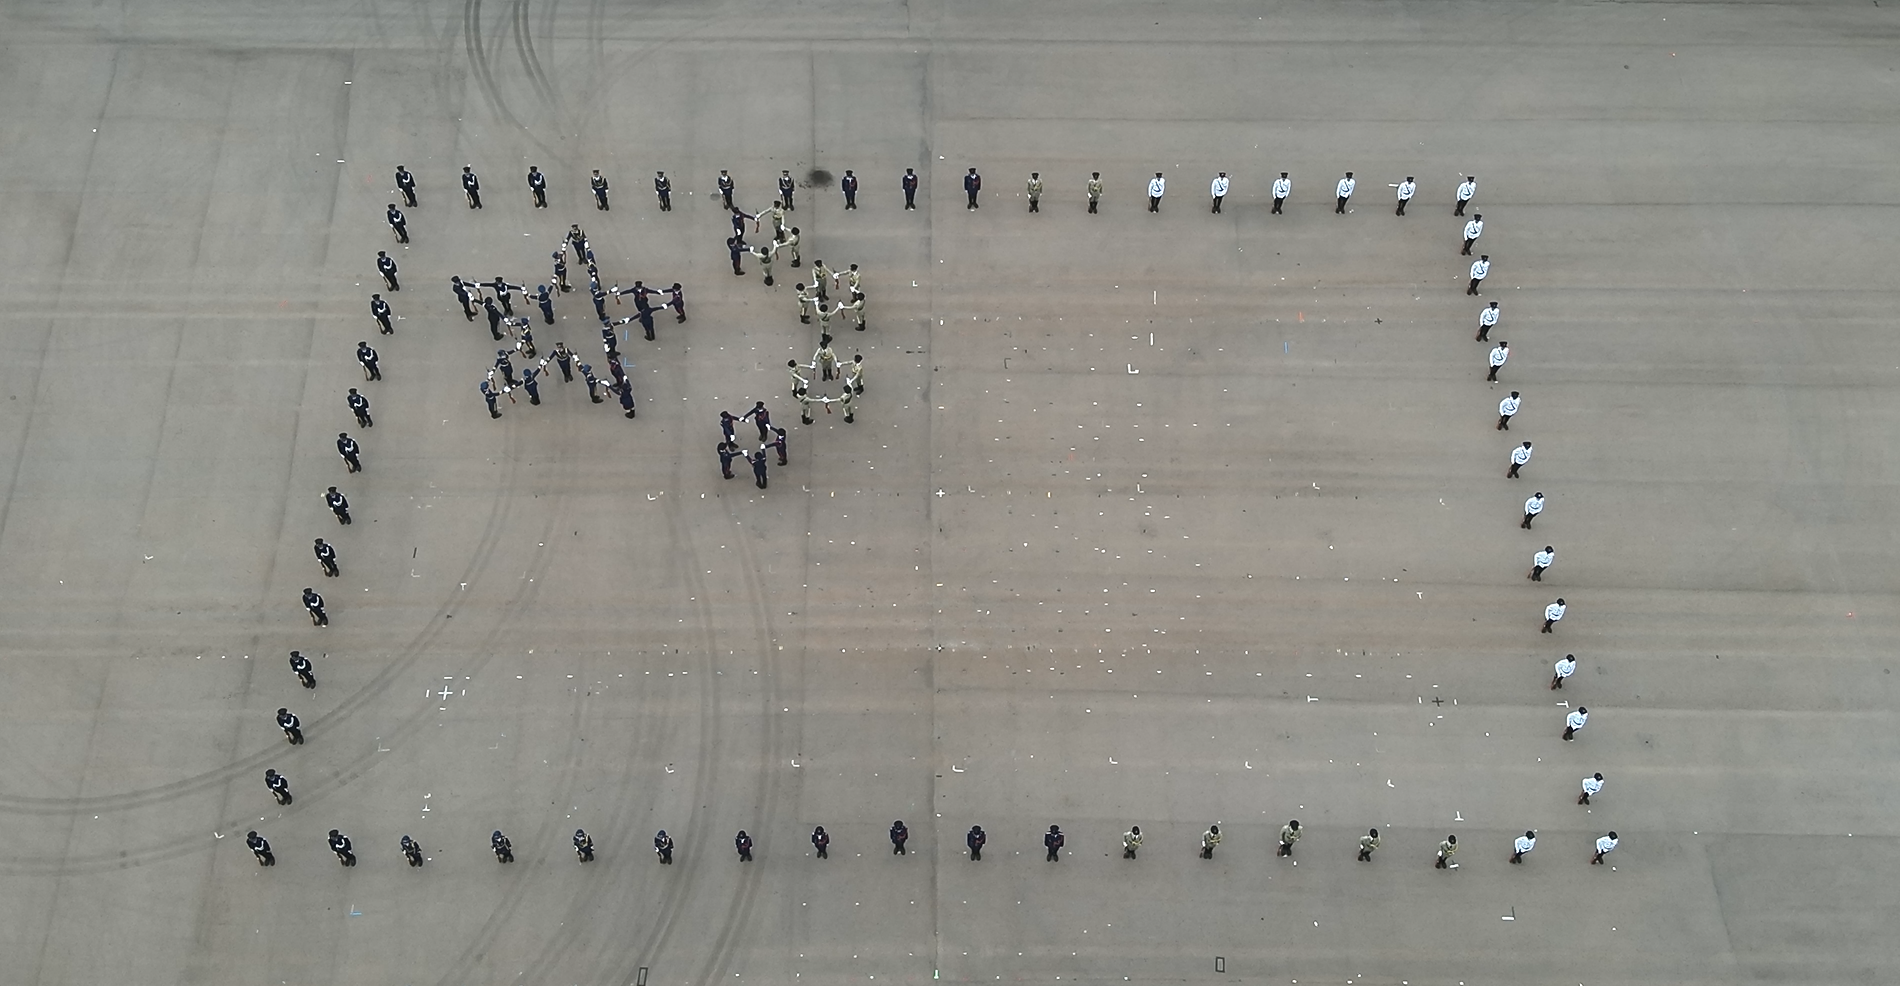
[809,260,835,303]
[1026,172,1044,212]
[1087,172,1104,213]
[844,353,865,395]
[813,335,840,381]
[841,291,866,331]
[838,384,856,423]
[794,283,817,324]
[787,359,811,396]
[1200,824,1221,859]
[1357,828,1380,861]
[1436,834,1458,869]
[1278,819,1301,857]
[778,226,801,267]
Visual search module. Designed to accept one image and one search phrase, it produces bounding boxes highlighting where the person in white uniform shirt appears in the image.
[1578,772,1604,804]
[1454,175,1477,215]
[1549,652,1576,689]
[1487,342,1510,382]
[1210,172,1229,214]
[1507,440,1532,478]
[1461,214,1484,255]
[1468,255,1491,295]
[1562,705,1588,739]
[1148,173,1166,212]
[1497,390,1521,430]
[1528,545,1555,581]
[1395,176,1415,215]
[1334,171,1355,213]
[1510,830,1537,864]
[1592,831,1619,864]
[1542,597,1567,633]
[1271,172,1290,214]
[1476,300,1500,341]
[1522,492,1545,529]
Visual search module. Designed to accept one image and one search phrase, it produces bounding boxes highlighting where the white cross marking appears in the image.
[438,686,455,700]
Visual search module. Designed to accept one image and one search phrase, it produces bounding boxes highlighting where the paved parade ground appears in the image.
[2,1,1899,984]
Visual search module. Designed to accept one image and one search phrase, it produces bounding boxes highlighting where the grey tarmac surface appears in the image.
[1,1,1897,984]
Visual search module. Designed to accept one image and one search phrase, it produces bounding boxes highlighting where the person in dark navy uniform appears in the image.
[402,835,425,866]
[579,363,602,403]
[811,825,829,858]
[519,365,542,405]
[1044,824,1064,861]
[490,277,522,315]
[481,381,501,419]
[493,351,519,387]
[778,170,796,210]
[591,170,610,210]
[395,165,416,207]
[377,251,400,290]
[369,295,393,335]
[462,165,482,208]
[276,708,303,744]
[491,830,514,863]
[574,829,595,863]
[335,434,360,473]
[302,587,327,626]
[528,166,547,208]
[545,341,575,382]
[717,170,735,208]
[552,251,571,293]
[966,825,985,860]
[889,820,909,855]
[482,295,505,340]
[451,276,476,320]
[964,168,982,209]
[735,830,754,861]
[386,203,408,243]
[325,486,351,524]
[347,388,373,427]
[902,168,918,210]
[717,441,738,479]
[329,829,356,866]
[265,768,292,805]
[534,284,556,324]
[248,831,275,865]
[315,532,341,573]
[841,170,859,209]
[665,283,687,322]
[654,171,672,210]
[357,341,381,380]
[289,650,316,688]
[654,830,675,864]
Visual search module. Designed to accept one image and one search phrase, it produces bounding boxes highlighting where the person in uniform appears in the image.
[654,171,672,210]
[1272,172,1290,214]
[265,768,292,805]
[778,170,796,210]
[840,170,858,209]
[395,165,417,207]
[902,168,919,209]
[329,829,356,866]
[811,825,830,858]
[1026,172,1043,212]
[462,165,482,208]
[591,170,610,210]
[966,825,986,860]
[1087,172,1103,213]
[1201,824,1221,858]
[248,831,275,865]
[1396,176,1415,215]
[654,830,675,864]
[1122,826,1143,859]
[528,166,547,208]
[386,203,408,243]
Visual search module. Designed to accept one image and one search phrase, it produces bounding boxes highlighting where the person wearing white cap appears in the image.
[1395,176,1415,215]
[1335,172,1355,213]
[1510,830,1536,863]
[1543,598,1567,633]
[1562,706,1588,740]
[1591,831,1619,864]
[1529,546,1555,581]
[1210,172,1229,214]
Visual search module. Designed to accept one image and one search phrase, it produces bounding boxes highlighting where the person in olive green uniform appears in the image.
[1357,828,1380,862]
[1087,172,1103,213]
[1026,172,1044,212]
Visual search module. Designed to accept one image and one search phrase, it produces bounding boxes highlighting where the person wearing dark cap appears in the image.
[1529,545,1555,581]
[717,441,738,480]
[330,829,357,865]
[779,170,797,211]
[277,708,303,744]
[314,537,339,577]
[751,449,769,490]
[1358,828,1381,861]
[491,830,514,863]
[325,486,351,524]
[264,768,292,805]
[403,835,425,866]
[1468,255,1490,295]
[395,165,416,207]
[903,168,919,210]
[1592,831,1619,864]
[451,276,476,320]
[574,829,595,862]
[1497,391,1520,430]
[247,830,275,866]
[734,829,754,861]
[303,587,327,626]
[591,170,610,210]
[841,170,858,209]
[811,825,830,858]
[461,165,482,209]
[376,251,400,290]
[890,820,909,855]
[1278,819,1301,857]
[1044,824,1065,861]
[1335,172,1355,213]
[654,830,674,864]
[1522,491,1545,529]
[336,434,361,473]
[1395,176,1415,215]
[1510,830,1536,864]
[1507,441,1532,478]
[1122,825,1143,859]
[1148,173,1166,212]
[1455,176,1477,215]
[966,825,986,860]
[654,171,672,210]
[1271,172,1289,214]
[370,295,393,335]
[718,169,734,209]
[528,166,547,208]
[386,203,408,243]
[1462,214,1485,255]
[1579,772,1604,804]
[1436,833,1458,868]
[1476,301,1499,342]
[964,168,982,209]
[1543,598,1568,634]
[289,650,316,688]
[1562,706,1587,740]
[1551,653,1577,689]
[1201,824,1221,858]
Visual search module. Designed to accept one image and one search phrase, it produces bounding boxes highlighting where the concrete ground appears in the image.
[1,1,1897,984]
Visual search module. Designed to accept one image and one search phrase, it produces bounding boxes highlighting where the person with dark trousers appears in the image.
[377,251,399,290]
[964,168,981,209]
[289,650,316,688]
[727,236,745,276]
[386,204,408,243]
[546,342,575,382]
[303,587,327,626]
[277,708,303,744]
[370,295,393,335]
[528,166,547,208]
[735,830,754,861]
[890,820,909,855]
[580,364,603,403]
[329,829,356,866]
[574,829,595,862]
[966,825,986,860]
[348,388,373,427]
[553,251,571,293]
[491,830,514,863]
[314,537,339,576]
[743,401,772,441]
[779,170,796,210]
[666,283,687,322]
[534,284,555,324]
[771,428,788,466]
[1044,824,1064,861]
[591,170,610,210]
[403,835,425,866]
[654,171,672,210]
[481,381,501,419]
[483,296,505,341]
[811,825,830,858]
[654,830,675,864]
[357,341,381,379]
[750,449,769,489]
[841,170,859,209]
[325,486,351,524]
[610,378,636,418]
[452,276,476,320]
[519,366,542,405]
[395,165,417,207]
[336,434,360,473]
[461,165,482,208]
[717,441,738,479]
[489,277,521,316]
[265,768,292,805]
[248,831,275,866]
[902,168,918,209]
[718,170,735,208]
